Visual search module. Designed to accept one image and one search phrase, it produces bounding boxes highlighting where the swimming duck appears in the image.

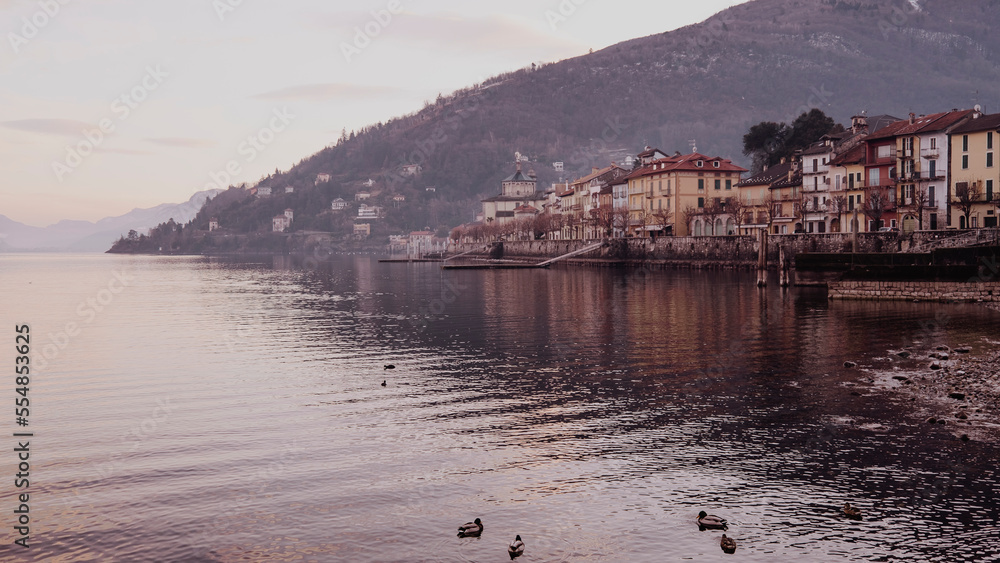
[843,502,862,520]
[384,364,396,370]
[508,534,524,559]
[381,380,387,387]
[697,511,728,531]
[720,533,737,554]
[457,518,483,537]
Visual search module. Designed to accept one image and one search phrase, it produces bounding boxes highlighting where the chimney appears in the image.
[909,113,916,125]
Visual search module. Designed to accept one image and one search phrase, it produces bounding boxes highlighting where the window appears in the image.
[989,132,994,150]
[963,135,969,152]
[813,159,818,172]
[848,174,855,190]
[698,197,705,208]
[698,179,705,191]
[849,195,855,210]
[929,186,936,207]
[930,138,937,149]
[962,155,969,169]
[835,175,841,190]
[988,180,994,202]
[972,217,978,228]
[725,180,732,190]
[715,179,721,190]
[868,168,880,187]
[713,161,720,168]
[877,145,891,159]
[930,213,937,230]
[697,160,704,167]
[988,153,994,168]
[814,177,818,190]
[929,160,936,178]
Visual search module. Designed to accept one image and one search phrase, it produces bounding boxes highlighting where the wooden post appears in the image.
[757,229,768,287]
[779,244,790,287]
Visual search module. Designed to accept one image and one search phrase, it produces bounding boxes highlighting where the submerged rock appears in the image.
[844,361,857,368]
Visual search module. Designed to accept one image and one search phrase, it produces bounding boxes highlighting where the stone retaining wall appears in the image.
[828,280,1000,302]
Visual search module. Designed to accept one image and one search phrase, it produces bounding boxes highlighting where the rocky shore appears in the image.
[862,341,1000,442]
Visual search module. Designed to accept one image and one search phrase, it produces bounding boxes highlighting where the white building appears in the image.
[358,205,382,219]
[331,198,349,211]
[257,186,272,197]
[315,173,331,185]
[273,215,290,232]
[208,218,219,232]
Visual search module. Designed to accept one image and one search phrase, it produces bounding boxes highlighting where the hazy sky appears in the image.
[1,0,745,226]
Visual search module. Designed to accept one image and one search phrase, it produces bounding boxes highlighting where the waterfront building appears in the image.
[625,152,747,237]
[480,162,547,226]
[949,111,1000,228]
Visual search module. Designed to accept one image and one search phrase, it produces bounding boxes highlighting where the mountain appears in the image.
[1,189,222,252]
[128,0,1000,244]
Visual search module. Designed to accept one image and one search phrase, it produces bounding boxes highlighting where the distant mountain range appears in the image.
[0,190,222,252]
[174,0,1000,240]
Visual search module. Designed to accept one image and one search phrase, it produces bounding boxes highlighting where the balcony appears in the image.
[920,147,941,159]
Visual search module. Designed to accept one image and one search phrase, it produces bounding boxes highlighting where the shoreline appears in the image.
[863,338,1000,443]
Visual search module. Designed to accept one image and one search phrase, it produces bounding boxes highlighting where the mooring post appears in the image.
[779,244,790,287]
[757,229,768,287]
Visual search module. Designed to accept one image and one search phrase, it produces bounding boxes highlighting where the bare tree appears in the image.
[912,186,928,230]
[681,206,698,236]
[863,189,888,231]
[632,208,649,237]
[592,206,617,238]
[727,196,748,235]
[762,190,780,231]
[612,207,631,238]
[651,207,673,237]
[954,181,982,229]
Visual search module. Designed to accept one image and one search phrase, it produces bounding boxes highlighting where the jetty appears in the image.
[442,241,606,270]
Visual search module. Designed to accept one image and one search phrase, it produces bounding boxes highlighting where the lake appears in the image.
[1,253,998,562]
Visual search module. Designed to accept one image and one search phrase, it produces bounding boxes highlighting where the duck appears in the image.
[457,518,483,537]
[697,511,728,531]
[384,364,396,370]
[720,533,737,554]
[381,380,387,387]
[508,534,525,559]
[843,502,862,520]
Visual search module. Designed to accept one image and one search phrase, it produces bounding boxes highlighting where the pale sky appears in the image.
[1,0,745,226]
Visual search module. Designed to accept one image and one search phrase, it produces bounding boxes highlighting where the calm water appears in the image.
[1,253,998,562]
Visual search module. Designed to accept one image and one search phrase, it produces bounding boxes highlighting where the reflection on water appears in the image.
[1,253,998,562]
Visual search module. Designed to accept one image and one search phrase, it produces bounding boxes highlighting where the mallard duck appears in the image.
[697,511,728,531]
[843,502,862,520]
[508,534,524,559]
[720,533,737,554]
[457,518,483,537]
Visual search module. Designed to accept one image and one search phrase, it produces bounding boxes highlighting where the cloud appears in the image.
[144,137,218,148]
[1,119,98,137]
[251,83,401,102]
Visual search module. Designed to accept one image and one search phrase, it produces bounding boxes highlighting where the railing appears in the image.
[920,147,940,158]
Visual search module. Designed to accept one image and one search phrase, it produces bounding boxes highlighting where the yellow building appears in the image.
[623,152,746,236]
[949,112,1000,228]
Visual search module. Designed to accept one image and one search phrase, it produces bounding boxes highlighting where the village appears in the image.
[452,108,1000,245]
